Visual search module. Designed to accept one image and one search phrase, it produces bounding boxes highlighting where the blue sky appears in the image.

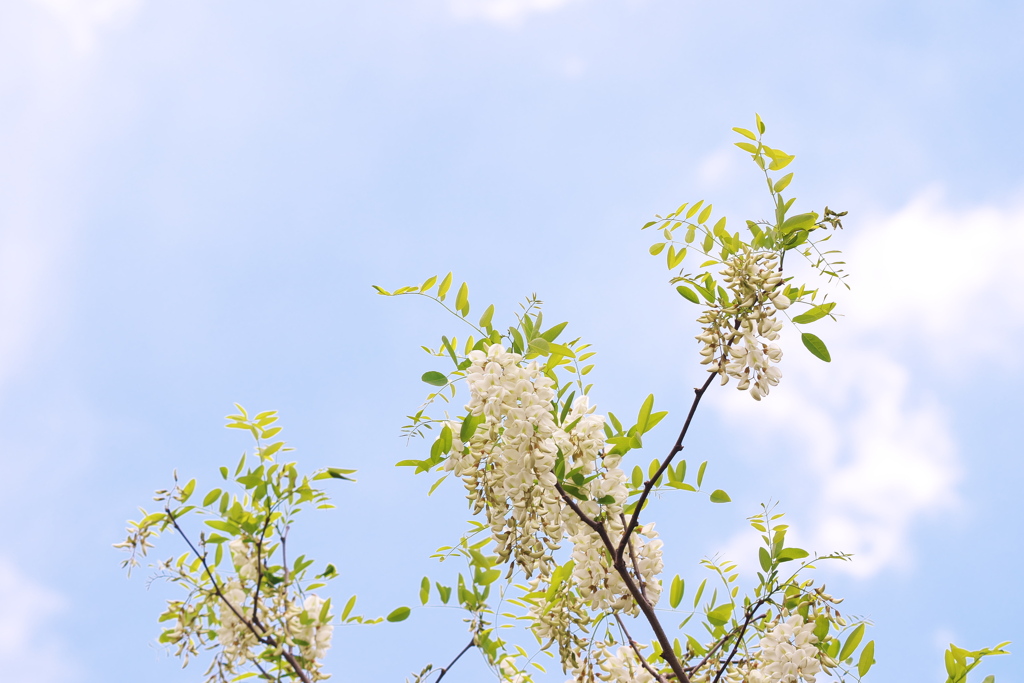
[1,0,1022,681]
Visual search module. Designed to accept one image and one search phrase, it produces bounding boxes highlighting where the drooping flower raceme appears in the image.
[746,615,822,683]
[696,248,787,401]
[444,344,667,674]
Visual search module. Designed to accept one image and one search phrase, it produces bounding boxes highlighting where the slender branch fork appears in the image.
[554,371,720,683]
[434,639,476,682]
[615,612,669,683]
[164,505,313,683]
[617,371,716,563]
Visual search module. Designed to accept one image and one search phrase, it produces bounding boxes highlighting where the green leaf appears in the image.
[697,203,713,224]
[735,141,758,154]
[636,394,654,433]
[758,547,771,573]
[436,272,453,300]
[419,577,430,604]
[669,575,684,609]
[693,578,706,608]
[460,413,485,442]
[801,333,832,362]
[329,467,357,480]
[386,606,411,623]
[205,520,240,534]
[732,127,757,140]
[676,286,700,304]
[479,304,495,329]
[792,303,836,324]
[755,114,766,134]
[840,624,865,662]
[528,338,551,356]
[547,342,576,358]
[707,603,733,626]
[781,212,817,233]
[455,282,469,314]
[421,371,448,387]
[203,489,222,507]
[777,547,809,562]
[709,489,731,503]
[773,173,793,193]
[436,582,452,604]
[540,322,568,342]
[420,275,437,292]
[649,243,666,255]
[857,640,875,677]
[631,466,643,489]
[696,461,707,487]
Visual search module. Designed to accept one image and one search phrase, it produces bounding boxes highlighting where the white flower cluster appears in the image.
[216,580,257,664]
[447,345,665,602]
[230,538,259,582]
[570,520,663,616]
[445,344,566,575]
[210,538,334,679]
[747,615,822,683]
[288,594,334,663]
[696,248,788,401]
[593,642,656,683]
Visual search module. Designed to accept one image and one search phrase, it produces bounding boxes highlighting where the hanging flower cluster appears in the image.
[593,642,656,683]
[444,344,666,648]
[444,344,566,576]
[207,540,335,679]
[696,248,787,400]
[746,615,822,683]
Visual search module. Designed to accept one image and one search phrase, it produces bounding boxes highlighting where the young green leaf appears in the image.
[421,371,447,387]
[386,606,411,622]
[676,286,700,304]
[801,333,832,362]
[419,577,430,605]
[857,640,876,677]
[437,272,453,300]
[840,624,865,662]
[792,302,836,324]
[709,489,731,503]
[670,575,684,609]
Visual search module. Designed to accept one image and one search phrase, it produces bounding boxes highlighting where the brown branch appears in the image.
[620,513,647,601]
[555,484,690,683]
[434,639,476,682]
[165,505,313,683]
[712,601,766,683]
[617,371,716,563]
[615,612,669,683]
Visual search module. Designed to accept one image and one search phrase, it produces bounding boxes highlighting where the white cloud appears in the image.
[708,190,1024,577]
[696,146,742,192]
[0,558,77,681]
[449,0,581,26]
[31,0,141,53]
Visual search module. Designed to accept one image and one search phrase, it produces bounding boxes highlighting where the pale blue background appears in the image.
[0,1,1021,681]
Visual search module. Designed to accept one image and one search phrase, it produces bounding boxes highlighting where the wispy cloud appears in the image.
[0,557,77,682]
[709,190,1024,577]
[448,0,581,26]
[31,0,141,53]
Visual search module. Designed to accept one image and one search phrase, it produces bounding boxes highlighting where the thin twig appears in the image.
[165,505,312,683]
[618,371,716,562]
[615,612,669,683]
[555,484,690,683]
[434,639,476,682]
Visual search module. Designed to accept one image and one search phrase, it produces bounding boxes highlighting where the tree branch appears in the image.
[434,639,476,682]
[165,505,312,683]
[617,371,716,562]
[555,484,690,683]
[615,612,669,683]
